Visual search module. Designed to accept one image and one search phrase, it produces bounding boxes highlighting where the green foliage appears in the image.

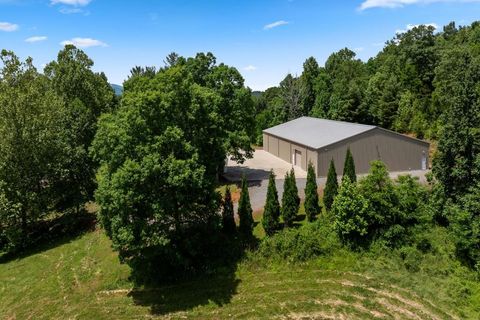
[432,47,480,199]
[222,186,236,235]
[262,171,280,236]
[300,57,320,116]
[323,159,338,211]
[342,148,356,183]
[45,45,116,211]
[447,184,480,269]
[358,161,399,236]
[281,169,300,228]
[304,162,320,222]
[255,221,340,263]
[0,51,66,252]
[238,175,254,237]
[322,48,369,122]
[332,177,371,246]
[91,53,254,283]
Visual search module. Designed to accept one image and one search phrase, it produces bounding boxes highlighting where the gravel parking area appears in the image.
[225,150,428,212]
[224,150,306,182]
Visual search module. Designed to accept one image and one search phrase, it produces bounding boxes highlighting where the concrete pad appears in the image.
[224,150,306,182]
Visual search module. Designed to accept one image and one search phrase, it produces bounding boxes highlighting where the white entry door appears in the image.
[294,150,302,167]
[421,152,427,170]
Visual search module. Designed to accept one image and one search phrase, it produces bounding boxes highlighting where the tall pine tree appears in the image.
[238,175,254,237]
[342,148,357,183]
[222,186,236,235]
[262,170,281,236]
[304,162,321,221]
[282,168,300,227]
[433,47,480,199]
[324,159,339,211]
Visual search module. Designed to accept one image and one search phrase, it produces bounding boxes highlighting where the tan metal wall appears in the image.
[263,133,318,173]
[307,149,318,173]
[317,128,429,177]
[278,139,291,163]
[268,135,279,156]
[290,143,307,170]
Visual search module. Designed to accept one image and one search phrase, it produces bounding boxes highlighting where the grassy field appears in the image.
[1,223,476,319]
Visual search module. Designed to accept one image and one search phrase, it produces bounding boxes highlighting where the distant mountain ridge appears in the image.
[110,84,123,96]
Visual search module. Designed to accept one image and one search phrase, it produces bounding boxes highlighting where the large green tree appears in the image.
[432,47,480,199]
[44,45,116,212]
[300,57,320,116]
[91,53,255,283]
[0,51,65,252]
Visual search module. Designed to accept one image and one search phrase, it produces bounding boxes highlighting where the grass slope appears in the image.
[1,226,473,319]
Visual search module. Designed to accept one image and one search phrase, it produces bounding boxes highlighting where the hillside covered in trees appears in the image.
[254,21,480,143]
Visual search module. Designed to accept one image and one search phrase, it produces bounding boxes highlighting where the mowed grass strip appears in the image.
[0,229,462,319]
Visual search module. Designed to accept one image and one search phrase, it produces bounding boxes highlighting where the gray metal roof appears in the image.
[263,117,376,149]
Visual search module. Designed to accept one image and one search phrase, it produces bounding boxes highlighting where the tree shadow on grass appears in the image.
[0,209,96,264]
[128,268,241,315]
[128,232,258,316]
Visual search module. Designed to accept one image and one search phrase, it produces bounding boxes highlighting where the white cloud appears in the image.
[264,20,289,30]
[25,36,47,43]
[243,65,257,71]
[51,0,91,6]
[60,37,107,48]
[359,0,480,10]
[396,22,438,34]
[0,22,18,32]
[354,47,365,52]
[59,7,84,14]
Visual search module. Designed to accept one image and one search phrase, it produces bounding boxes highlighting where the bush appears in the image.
[448,185,480,268]
[398,246,422,272]
[332,177,371,247]
[255,221,340,263]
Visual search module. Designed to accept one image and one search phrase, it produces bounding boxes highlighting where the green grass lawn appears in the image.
[1,224,475,319]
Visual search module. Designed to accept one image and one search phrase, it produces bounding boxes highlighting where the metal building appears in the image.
[262,117,429,177]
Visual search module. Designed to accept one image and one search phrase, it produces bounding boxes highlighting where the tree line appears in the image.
[254,21,480,142]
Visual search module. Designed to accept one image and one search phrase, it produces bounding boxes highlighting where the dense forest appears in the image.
[254,21,480,143]
[0,20,479,295]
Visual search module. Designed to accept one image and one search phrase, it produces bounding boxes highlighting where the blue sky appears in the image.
[1,0,480,90]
